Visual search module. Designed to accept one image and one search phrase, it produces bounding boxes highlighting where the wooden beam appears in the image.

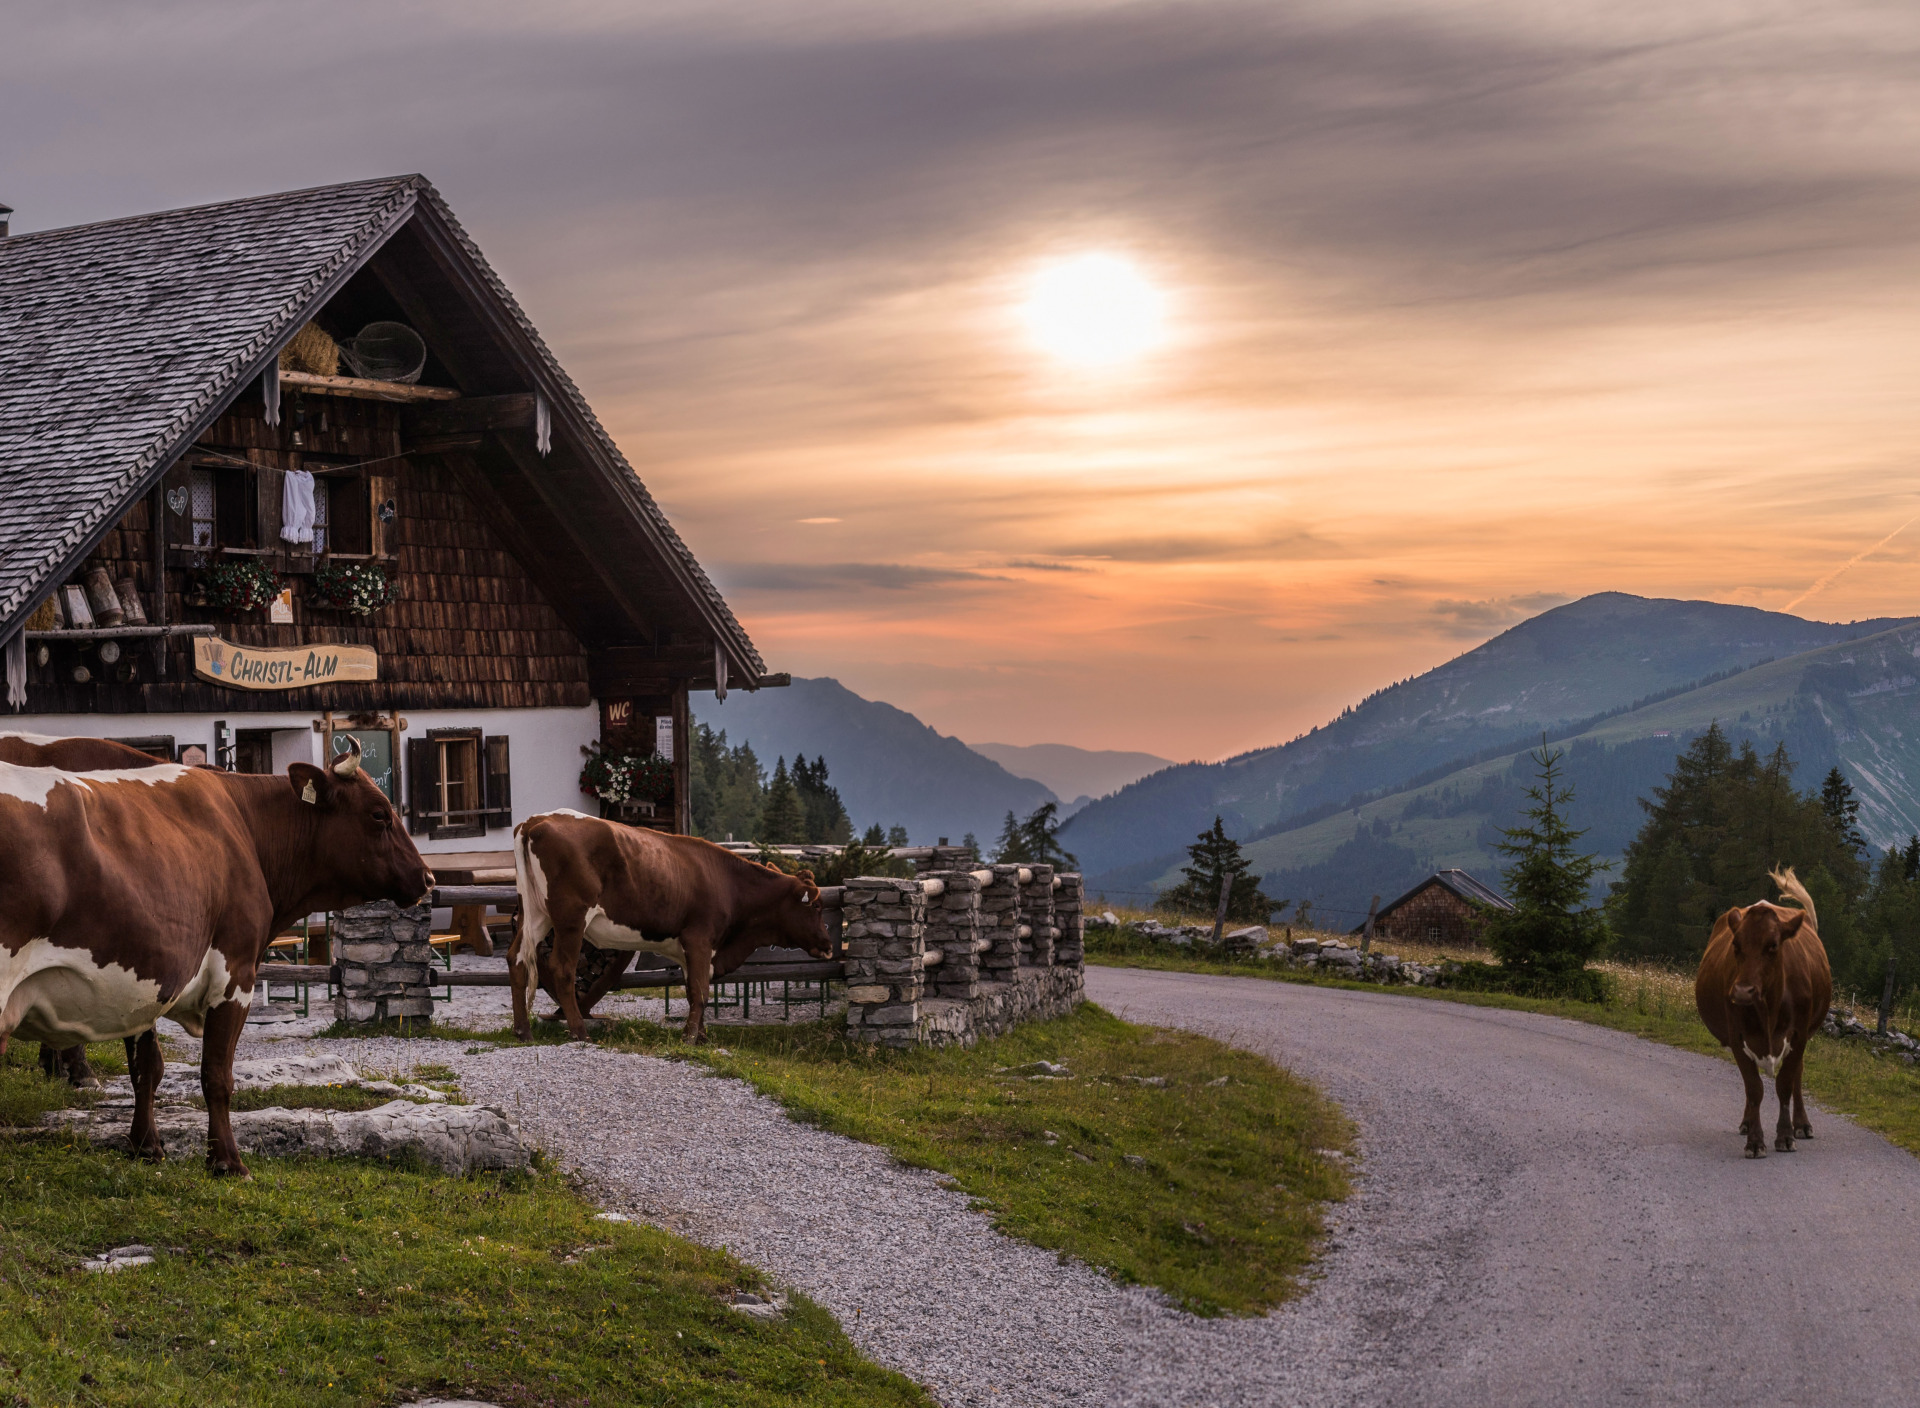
[279,369,459,402]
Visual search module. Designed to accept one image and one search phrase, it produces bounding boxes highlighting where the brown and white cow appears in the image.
[509,810,830,1041]
[1694,866,1833,1158]
[0,732,175,1090]
[0,737,432,1174]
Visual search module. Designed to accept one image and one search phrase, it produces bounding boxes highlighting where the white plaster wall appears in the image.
[0,704,598,856]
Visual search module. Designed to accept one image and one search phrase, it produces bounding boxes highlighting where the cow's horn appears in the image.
[331,734,363,776]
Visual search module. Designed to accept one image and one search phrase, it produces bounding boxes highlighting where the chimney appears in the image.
[0,203,11,237]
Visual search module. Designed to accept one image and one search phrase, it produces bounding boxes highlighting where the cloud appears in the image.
[718,562,1011,592]
[1006,559,1096,573]
[1430,592,1573,635]
[1059,528,1350,565]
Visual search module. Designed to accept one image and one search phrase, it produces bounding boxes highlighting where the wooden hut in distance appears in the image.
[1360,870,1512,947]
[0,176,779,853]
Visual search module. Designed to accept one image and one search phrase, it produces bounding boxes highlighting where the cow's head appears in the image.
[1720,901,1806,1076]
[287,737,434,909]
[773,867,832,959]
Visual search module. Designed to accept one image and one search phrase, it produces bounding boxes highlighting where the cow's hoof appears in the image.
[128,1143,165,1164]
[207,1155,251,1179]
[1775,1135,1795,1153]
[1745,1145,1766,1159]
[1795,1123,1814,1140]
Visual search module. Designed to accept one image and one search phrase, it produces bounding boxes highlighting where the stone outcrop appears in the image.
[48,1101,527,1174]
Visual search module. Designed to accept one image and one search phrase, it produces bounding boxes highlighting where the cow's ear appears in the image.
[1781,911,1806,939]
[1724,905,1746,931]
[289,762,335,809]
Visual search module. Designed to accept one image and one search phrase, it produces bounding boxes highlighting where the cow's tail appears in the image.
[1771,866,1818,929]
[512,818,553,983]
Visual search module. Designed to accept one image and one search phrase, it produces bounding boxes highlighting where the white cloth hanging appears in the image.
[280,468,317,544]
[535,389,552,456]
[4,628,25,710]
[262,361,281,427]
[713,642,728,702]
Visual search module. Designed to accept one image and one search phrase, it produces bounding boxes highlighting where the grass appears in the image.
[1087,919,1920,1159]
[599,1004,1353,1317]
[0,1140,930,1408]
[229,1084,432,1114]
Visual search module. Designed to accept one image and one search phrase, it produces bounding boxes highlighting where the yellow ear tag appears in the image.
[301,781,318,805]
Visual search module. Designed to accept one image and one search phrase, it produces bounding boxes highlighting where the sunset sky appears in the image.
[8,1,1920,759]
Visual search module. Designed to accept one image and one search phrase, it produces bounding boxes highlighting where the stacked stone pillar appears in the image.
[1054,873,1086,967]
[922,869,985,1000]
[977,865,1026,983]
[840,877,929,1047]
[1020,864,1057,966]
[332,900,435,1026]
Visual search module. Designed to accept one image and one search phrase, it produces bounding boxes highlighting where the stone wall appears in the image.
[332,900,436,1026]
[843,868,1085,1049]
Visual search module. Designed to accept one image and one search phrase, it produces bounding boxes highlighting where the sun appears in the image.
[1019,253,1167,368]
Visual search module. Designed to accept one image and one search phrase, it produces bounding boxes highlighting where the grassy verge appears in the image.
[0,1139,929,1408]
[601,1004,1352,1317]
[1087,931,1920,1158]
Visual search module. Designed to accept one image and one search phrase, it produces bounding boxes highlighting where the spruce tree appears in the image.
[1486,743,1609,994]
[1822,767,1867,857]
[993,810,1031,864]
[1156,817,1274,922]
[758,756,805,844]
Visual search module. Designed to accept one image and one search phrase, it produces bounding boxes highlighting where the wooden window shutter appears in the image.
[255,465,285,552]
[406,736,433,836]
[484,735,512,829]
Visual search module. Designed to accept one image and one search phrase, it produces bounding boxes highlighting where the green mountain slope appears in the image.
[1169,621,1920,926]
[1065,593,1916,888]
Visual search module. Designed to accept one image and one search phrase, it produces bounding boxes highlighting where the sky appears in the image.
[7,0,1920,760]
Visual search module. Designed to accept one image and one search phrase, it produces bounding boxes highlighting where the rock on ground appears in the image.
[48,1101,526,1175]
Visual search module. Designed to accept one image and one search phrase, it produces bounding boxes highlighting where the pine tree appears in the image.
[886,824,910,847]
[993,810,1031,864]
[758,756,804,844]
[1155,817,1274,922]
[1822,766,1867,856]
[1486,743,1609,993]
[790,753,853,844]
[861,822,887,846]
[688,725,765,842]
[1609,727,1861,960]
[1902,834,1920,883]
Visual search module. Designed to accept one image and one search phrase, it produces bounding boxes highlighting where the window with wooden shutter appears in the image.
[483,735,512,829]
[213,465,258,548]
[418,727,485,840]
[326,474,371,556]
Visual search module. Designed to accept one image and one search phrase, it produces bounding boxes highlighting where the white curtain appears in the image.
[280,468,317,544]
[4,628,24,710]
[262,361,281,426]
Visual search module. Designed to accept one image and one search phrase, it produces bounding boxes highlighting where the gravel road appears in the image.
[1088,966,1920,1408]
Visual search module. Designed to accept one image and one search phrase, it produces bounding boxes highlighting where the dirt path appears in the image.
[1087,966,1920,1408]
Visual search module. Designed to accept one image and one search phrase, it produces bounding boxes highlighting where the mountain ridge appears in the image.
[1063,593,1919,883]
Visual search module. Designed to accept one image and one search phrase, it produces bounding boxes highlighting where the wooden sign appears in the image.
[192,636,377,690]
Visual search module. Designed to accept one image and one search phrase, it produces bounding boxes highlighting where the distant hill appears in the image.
[693,677,1055,846]
[1065,593,1918,891]
[965,742,1173,811]
[1128,618,1920,925]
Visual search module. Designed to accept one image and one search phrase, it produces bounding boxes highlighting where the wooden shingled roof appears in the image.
[0,175,765,684]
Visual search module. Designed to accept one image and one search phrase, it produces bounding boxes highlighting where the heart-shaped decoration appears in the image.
[166,487,189,516]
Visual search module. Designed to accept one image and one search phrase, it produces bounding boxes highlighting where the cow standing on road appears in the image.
[0,738,432,1175]
[510,810,831,1042]
[1695,867,1833,1158]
